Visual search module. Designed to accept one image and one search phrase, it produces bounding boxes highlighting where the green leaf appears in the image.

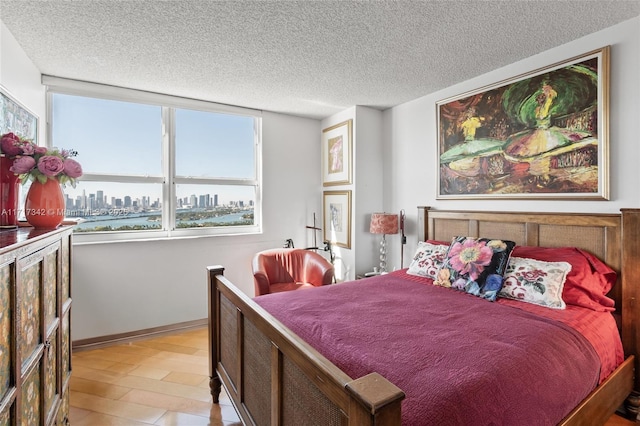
[532,282,546,294]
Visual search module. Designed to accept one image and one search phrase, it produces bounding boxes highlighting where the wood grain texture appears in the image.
[69,328,241,425]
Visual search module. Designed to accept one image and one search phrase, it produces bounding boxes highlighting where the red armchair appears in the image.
[252,248,334,296]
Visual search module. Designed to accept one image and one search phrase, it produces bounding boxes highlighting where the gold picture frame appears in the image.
[437,46,609,200]
[323,190,351,249]
[322,119,352,186]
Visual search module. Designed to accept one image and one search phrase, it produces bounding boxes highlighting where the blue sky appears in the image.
[52,94,256,205]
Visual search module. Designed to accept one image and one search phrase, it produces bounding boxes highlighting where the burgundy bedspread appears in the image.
[401,270,624,383]
[255,274,604,426]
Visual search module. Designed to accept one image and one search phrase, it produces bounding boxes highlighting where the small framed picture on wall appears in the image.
[322,119,352,186]
[323,190,351,249]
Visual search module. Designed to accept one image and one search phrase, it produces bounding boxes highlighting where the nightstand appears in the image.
[356,272,380,279]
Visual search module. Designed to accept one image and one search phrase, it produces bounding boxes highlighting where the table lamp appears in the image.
[369,213,399,273]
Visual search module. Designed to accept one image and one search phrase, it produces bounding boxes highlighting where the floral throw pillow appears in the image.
[434,236,515,301]
[407,241,448,279]
[500,257,572,309]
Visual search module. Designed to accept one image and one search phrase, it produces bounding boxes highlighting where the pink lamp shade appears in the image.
[369,213,399,235]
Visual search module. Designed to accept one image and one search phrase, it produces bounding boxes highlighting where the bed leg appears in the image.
[207,265,226,404]
[210,375,222,404]
[622,390,640,419]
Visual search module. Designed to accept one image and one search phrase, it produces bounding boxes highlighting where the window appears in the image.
[45,77,261,242]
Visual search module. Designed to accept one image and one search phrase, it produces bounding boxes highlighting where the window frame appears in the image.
[44,76,262,244]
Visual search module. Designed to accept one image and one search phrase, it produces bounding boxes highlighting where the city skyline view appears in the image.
[63,186,254,214]
[62,182,255,213]
[49,92,259,232]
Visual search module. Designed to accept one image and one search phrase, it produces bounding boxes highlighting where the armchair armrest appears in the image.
[253,271,271,296]
[304,257,335,286]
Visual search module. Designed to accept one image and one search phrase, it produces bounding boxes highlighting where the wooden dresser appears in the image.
[0,225,73,425]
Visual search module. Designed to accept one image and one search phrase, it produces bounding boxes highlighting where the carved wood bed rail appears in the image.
[208,208,640,425]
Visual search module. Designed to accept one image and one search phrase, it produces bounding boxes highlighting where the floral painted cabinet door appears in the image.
[17,245,46,426]
[16,240,62,426]
[42,245,61,425]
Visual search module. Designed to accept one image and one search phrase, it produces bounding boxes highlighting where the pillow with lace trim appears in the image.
[407,241,448,279]
[500,257,572,309]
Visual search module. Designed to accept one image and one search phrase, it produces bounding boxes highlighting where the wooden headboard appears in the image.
[416,207,640,390]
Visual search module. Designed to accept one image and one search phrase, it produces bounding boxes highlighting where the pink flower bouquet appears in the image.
[1,132,82,187]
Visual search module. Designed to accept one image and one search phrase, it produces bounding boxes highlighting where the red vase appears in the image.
[25,179,65,229]
[0,155,20,228]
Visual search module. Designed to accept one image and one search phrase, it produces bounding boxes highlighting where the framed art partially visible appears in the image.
[437,46,609,200]
[0,85,38,142]
[322,119,352,186]
[323,190,351,249]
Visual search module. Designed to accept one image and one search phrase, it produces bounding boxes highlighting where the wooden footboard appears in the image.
[207,265,405,426]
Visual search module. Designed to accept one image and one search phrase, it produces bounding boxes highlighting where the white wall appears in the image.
[70,111,321,340]
[320,106,386,280]
[0,21,46,148]
[383,17,640,268]
[1,19,323,340]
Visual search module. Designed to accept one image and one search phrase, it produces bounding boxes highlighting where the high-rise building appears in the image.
[214,194,218,207]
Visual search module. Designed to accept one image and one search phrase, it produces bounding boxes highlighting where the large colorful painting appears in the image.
[437,47,609,200]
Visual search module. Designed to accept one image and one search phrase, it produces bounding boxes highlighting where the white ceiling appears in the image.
[1,0,638,120]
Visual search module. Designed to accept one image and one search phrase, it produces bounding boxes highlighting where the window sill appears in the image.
[71,225,261,245]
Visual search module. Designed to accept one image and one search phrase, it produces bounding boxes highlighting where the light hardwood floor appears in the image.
[69,327,241,425]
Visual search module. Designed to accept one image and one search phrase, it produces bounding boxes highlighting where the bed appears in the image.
[207,207,640,425]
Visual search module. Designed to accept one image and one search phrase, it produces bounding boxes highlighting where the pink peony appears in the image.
[63,158,83,178]
[10,156,36,174]
[1,132,83,187]
[37,155,65,177]
[0,133,23,157]
[447,239,493,281]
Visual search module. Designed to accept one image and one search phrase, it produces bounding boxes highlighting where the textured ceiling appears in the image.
[1,1,639,120]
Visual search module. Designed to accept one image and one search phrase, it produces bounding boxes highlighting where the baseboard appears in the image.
[72,318,208,352]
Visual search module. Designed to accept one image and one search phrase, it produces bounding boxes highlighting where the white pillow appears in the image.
[406,242,448,279]
[500,257,572,309]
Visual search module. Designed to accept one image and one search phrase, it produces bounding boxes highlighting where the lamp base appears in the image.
[379,234,388,273]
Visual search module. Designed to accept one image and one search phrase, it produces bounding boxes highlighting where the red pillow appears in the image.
[511,246,616,312]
